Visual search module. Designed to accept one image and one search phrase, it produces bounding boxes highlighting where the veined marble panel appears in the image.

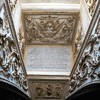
[24,45,72,75]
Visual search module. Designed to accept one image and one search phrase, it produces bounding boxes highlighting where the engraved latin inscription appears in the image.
[25,46,71,72]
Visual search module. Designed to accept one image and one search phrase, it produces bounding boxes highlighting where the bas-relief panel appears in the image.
[28,80,69,100]
[24,14,77,45]
[25,45,72,73]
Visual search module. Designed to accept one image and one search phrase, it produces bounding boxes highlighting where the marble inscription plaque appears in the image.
[25,45,72,72]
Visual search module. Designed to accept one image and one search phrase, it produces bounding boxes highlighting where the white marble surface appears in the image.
[80,0,91,35]
[22,0,80,4]
[21,3,80,12]
[24,45,72,75]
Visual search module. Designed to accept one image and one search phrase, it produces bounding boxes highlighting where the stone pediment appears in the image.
[23,13,79,45]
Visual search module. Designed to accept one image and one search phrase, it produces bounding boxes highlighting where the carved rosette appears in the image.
[85,0,98,17]
[0,2,28,94]
[24,14,77,44]
[69,16,100,93]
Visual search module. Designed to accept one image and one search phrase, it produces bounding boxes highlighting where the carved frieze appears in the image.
[28,80,69,100]
[24,14,77,45]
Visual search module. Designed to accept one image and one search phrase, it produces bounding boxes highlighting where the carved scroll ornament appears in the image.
[0,11,28,92]
[69,18,100,93]
[24,15,76,44]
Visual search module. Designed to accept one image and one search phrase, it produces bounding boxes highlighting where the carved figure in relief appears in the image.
[55,85,62,97]
[46,84,53,96]
[35,85,44,96]
[18,30,25,55]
